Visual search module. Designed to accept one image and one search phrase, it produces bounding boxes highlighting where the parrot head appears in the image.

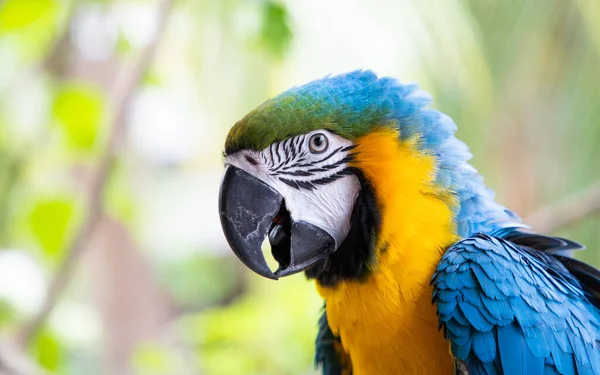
[218,70,512,284]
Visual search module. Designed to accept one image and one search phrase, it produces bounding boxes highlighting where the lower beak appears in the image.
[218,165,335,279]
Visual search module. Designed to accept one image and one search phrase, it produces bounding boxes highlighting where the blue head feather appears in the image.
[314,71,524,237]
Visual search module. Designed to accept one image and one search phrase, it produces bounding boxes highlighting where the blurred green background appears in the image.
[0,0,598,374]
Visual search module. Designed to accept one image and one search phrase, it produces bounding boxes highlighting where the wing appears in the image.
[432,233,600,375]
[315,307,352,375]
[497,228,600,304]
[497,228,585,255]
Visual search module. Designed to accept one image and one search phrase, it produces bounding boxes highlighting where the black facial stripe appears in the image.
[275,170,314,177]
[285,137,296,160]
[336,156,354,165]
[293,146,343,168]
[309,170,346,186]
[311,167,357,185]
[279,177,311,190]
[280,155,307,170]
[272,141,290,171]
[280,178,299,189]
[286,137,297,160]
[291,137,303,158]
[307,155,353,172]
[284,143,291,160]
[278,166,356,191]
[276,153,350,175]
[275,143,282,165]
[297,180,315,190]
[272,160,287,172]
[268,144,275,166]
[315,146,344,163]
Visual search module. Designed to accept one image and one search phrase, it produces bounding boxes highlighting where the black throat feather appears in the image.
[304,169,381,287]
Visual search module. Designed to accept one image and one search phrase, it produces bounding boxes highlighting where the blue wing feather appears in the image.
[432,233,600,375]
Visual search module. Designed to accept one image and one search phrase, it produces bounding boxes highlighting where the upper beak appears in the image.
[218,165,335,279]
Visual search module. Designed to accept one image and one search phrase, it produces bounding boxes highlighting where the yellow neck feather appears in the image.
[316,128,458,374]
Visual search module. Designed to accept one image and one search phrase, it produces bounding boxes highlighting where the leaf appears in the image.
[0,299,17,328]
[28,197,75,261]
[28,329,63,372]
[116,30,134,56]
[258,1,292,59]
[53,83,106,152]
[0,0,58,32]
[132,342,175,375]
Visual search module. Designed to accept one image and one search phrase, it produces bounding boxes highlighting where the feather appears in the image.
[432,234,600,375]
[497,323,526,373]
[472,330,497,362]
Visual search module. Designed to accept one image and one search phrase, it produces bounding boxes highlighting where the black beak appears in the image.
[219,165,335,279]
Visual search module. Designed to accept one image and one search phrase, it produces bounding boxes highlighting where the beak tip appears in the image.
[261,271,279,281]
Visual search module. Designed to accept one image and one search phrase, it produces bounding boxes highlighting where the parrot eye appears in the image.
[308,133,329,154]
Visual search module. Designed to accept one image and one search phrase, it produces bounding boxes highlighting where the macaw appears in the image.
[218,71,600,374]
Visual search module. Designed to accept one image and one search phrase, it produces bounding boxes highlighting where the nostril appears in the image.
[245,155,258,166]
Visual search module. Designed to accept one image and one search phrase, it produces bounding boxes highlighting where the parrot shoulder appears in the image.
[432,233,600,375]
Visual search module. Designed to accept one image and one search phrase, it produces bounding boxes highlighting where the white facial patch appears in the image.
[224,130,361,247]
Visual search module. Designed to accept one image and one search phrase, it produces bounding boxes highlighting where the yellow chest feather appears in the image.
[316,253,454,374]
[316,129,458,374]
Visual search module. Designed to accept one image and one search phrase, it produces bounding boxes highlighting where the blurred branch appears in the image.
[42,3,76,79]
[0,337,43,375]
[525,180,600,233]
[17,0,175,346]
[0,154,23,244]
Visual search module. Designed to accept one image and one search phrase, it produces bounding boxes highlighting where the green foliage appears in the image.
[0,0,58,32]
[0,0,61,60]
[29,329,64,372]
[159,255,243,310]
[143,69,163,87]
[0,148,22,242]
[116,31,134,56]
[53,83,106,153]
[258,1,292,60]
[28,197,75,262]
[0,299,18,328]
[182,276,320,375]
[132,342,176,375]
